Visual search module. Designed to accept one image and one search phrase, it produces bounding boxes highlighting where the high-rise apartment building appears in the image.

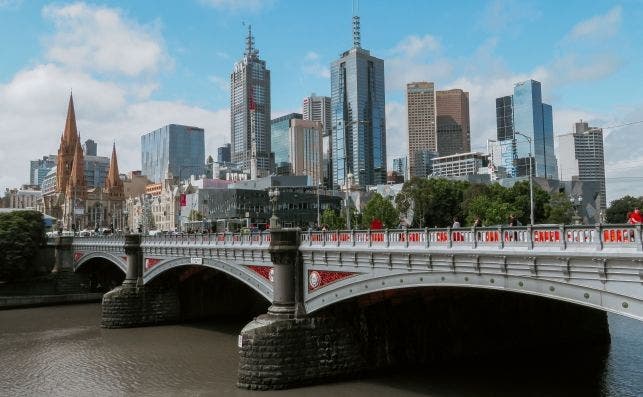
[289,119,323,186]
[30,155,57,187]
[83,139,97,156]
[331,13,387,188]
[271,113,303,174]
[230,26,271,179]
[558,121,607,209]
[303,95,332,188]
[495,80,558,179]
[141,124,205,183]
[392,156,408,180]
[217,143,231,163]
[436,89,470,157]
[406,82,436,178]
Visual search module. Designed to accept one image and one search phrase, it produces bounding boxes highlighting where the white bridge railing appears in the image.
[301,224,643,252]
[59,225,643,252]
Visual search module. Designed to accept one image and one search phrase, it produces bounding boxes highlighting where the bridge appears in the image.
[55,224,643,321]
[48,224,643,389]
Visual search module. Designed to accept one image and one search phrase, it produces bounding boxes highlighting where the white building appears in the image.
[432,152,489,178]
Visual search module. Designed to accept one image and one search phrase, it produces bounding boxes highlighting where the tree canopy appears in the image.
[361,193,399,229]
[0,210,45,281]
[606,195,643,223]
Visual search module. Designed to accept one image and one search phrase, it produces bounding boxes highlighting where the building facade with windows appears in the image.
[230,26,271,179]
[271,113,302,174]
[289,119,323,186]
[331,14,386,188]
[436,89,470,157]
[406,82,436,178]
[558,121,607,210]
[303,95,332,188]
[141,124,205,183]
[432,152,489,178]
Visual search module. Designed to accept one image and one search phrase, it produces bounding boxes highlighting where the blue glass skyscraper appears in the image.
[331,13,387,188]
[495,80,558,179]
[271,113,302,170]
[141,124,205,183]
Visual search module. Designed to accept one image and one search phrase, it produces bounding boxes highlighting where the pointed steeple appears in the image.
[67,135,86,198]
[63,93,79,148]
[105,143,123,190]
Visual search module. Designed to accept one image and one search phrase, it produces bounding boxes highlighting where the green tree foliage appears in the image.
[0,210,45,281]
[606,195,643,223]
[188,209,204,221]
[545,192,573,224]
[320,208,345,230]
[395,178,469,227]
[361,193,399,229]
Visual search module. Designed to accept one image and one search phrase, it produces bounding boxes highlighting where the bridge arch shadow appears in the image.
[74,254,126,293]
[146,262,270,322]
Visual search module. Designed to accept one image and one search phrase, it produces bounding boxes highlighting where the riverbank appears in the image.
[0,293,103,310]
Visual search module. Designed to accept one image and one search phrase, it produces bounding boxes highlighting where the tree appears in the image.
[545,192,573,224]
[0,210,45,281]
[395,178,469,227]
[188,209,204,221]
[361,193,399,229]
[320,208,345,230]
[606,195,643,223]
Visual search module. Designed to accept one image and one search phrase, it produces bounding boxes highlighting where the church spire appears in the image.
[67,135,86,197]
[105,143,123,190]
[62,93,79,148]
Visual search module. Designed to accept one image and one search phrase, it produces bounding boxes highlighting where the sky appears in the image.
[0,0,642,204]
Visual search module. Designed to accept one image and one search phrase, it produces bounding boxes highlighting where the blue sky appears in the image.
[0,0,642,202]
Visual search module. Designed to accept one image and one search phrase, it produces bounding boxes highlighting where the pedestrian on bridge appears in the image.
[627,208,642,224]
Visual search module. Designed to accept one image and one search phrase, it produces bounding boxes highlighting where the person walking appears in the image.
[452,218,461,228]
[628,208,642,224]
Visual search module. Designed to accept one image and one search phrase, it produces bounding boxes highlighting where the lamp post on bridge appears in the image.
[269,187,280,229]
[513,131,534,226]
[570,195,583,225]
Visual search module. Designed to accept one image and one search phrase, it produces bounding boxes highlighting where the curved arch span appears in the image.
[143,257,273,302]
[74,252,127,274]
[305,273,641,321]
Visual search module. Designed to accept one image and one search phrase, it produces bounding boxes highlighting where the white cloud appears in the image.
[478,0,542,34]
[567,6,622,41]
[391,35,440,59]
[199,0,274,12]
[0,3,229,194]
[301,51,330,79]
[42,3,169,77]
[384,102,408,161]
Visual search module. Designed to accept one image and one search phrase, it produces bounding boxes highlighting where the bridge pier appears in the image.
[101,234,179,328]
[50,236,89,294]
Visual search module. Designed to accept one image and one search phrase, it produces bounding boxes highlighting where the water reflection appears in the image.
[0,305,640,396]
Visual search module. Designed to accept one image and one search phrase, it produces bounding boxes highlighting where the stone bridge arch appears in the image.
[74,252,127,274]
[143,257,273,302]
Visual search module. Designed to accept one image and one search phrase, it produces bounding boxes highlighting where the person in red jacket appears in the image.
[628,208,643,224]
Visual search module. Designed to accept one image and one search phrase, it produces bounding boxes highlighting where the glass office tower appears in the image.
[270,113,302,173]
[141,124,205,183]
[496,80,558,179]
[331,14,387,188]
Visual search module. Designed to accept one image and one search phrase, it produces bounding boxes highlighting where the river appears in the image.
[0,304,641,396]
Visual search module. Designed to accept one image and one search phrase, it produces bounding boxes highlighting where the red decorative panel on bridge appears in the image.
[246,265,273,282]
[308,270,358,292]
[145,258,162,270]
[121,256,127,262]
[73,252,84,262]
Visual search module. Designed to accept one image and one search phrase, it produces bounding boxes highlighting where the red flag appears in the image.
[180,194,187,207]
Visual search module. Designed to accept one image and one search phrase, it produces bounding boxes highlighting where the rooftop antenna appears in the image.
[352,0,361,48]
[244,23,256,57]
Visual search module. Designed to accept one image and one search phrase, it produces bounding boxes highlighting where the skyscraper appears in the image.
[495,80,558,179]
[558,121,607,209]
[331,12,386,188]
[436,89,470,156]
[289,119,323,186]
[303,94,332,187]
[271,113,303,174]
[217,143,231,163]
[406,82,436,178]
[141,124,205,183]
[83,139,97,156]
[230,26,271,179]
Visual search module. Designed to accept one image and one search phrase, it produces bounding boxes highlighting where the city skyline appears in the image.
[0,1,642,201]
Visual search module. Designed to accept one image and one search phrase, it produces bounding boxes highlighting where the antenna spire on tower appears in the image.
[352,0,361,48]
[245,24,257,57]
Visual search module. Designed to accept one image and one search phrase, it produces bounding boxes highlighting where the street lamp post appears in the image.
[345,173,353,229]
[570,195,583,225]
[268,187,280,229]
[513,132,534,226]
[317,183,321,227]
